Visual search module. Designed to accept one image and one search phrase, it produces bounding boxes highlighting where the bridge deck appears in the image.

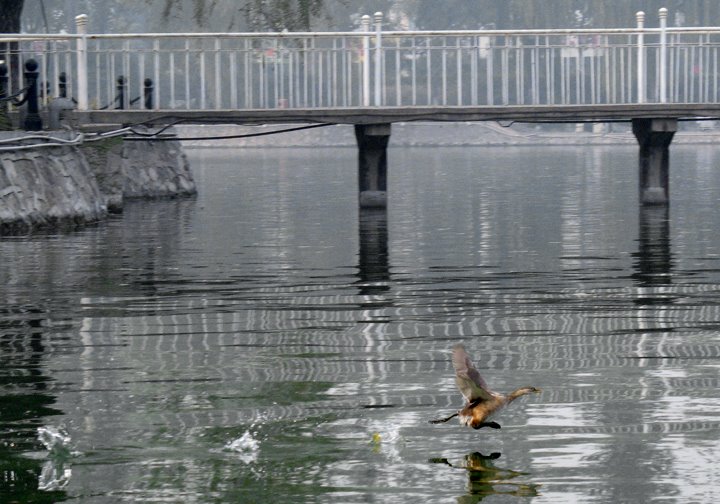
[74,104,720,126]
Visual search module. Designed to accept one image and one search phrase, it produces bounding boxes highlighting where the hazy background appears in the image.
[20,0,720,34]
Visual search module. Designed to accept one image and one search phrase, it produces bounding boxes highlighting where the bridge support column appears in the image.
[355,123,391,208]
[632,118,676,206]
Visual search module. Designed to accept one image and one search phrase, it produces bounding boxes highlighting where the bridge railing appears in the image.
[1,9,719,112]
[0,34,78,106]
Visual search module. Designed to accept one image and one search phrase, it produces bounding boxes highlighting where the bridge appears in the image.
[2,8,720,206]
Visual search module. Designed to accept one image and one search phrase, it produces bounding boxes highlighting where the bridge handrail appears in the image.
[3,25,720,43]
[72,28,675,38]
[0,34,81,41]
[2,9,720,115]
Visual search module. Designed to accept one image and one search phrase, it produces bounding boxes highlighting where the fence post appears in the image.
[636,11,645,103]
[374,12,383,107]
[362,14,371,107]
[75,14,89,110]
[116,76,126,109]
[659,7,668,103]
[23,59,42,131]
[144,78,153,109]
[0,63,7,102]
[154,39,160,110]
[58,72,67,98]
[0,63,8,130]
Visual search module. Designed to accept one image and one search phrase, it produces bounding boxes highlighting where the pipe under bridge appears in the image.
[3,8,720,206]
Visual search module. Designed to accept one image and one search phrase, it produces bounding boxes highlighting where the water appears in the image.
[2,142,720,503]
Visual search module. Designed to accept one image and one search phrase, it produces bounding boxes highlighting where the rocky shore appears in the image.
[0,129,196,234]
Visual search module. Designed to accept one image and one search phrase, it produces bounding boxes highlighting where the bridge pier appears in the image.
[632,118,676,206]
[355,123,391,208]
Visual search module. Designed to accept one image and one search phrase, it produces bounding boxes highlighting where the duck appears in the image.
[430,343,541,429]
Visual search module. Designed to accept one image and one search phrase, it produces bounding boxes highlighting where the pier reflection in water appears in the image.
[634,206,672,288]
[1,144,720,502]
[358,208,390,295]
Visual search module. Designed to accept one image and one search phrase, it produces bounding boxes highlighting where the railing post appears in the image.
[0,63,7,102]
[58,72,67,98]
[636,11,646,104]
[75,14,89,111]
[374,11,383,107]
[116,76,126,109]
[361,14,371,107]
[144,78,153,109]
[659,7,668,103]
[154,39,160,110]
[0,63,9,130]
[23,59,42,131]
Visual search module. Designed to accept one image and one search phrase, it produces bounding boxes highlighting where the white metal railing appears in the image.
[2,8,720,113]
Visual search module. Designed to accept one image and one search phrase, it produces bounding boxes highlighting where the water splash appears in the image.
[366,418,406,461]
[37,426,75,491]
[37,425,72,453]
[224,429,260,464]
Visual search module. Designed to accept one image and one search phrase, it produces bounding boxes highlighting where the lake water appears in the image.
[2,142,720,503]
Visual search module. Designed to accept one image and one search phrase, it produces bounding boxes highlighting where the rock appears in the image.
[0,143,107,233]
[0,128,196,235]
[82,127,197,201]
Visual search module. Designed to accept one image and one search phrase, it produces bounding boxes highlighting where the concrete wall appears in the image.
[81,130,197,212]
[117,138,196,199]
[0,130,196,234]
[0,145,107,234]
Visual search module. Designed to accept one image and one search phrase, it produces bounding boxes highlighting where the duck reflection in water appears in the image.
[431,452,540,501]
[430,344,541,429]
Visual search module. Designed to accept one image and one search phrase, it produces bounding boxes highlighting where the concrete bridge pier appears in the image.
[632,118,677,205]
[355,123,391,208]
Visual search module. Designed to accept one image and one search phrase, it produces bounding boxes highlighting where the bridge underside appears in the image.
[73,104,720,126]
[71,105,718,209]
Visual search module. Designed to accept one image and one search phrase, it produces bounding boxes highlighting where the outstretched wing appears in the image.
[452,344,494,402]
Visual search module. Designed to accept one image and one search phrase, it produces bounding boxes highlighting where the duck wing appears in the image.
[452,344,494,403]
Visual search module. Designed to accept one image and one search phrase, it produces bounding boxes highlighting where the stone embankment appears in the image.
[0,128,196,234]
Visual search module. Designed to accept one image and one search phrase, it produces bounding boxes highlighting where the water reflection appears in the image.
[0,308,66,502]
[37,426,74,492]
[2,145,720,501]
[633,206,672,289]
[431,452,540,502]
[357,208,390,296]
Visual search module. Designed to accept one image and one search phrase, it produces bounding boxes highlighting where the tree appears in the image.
[242,0,330,31]
[155,0,341,31]
[0,0,23,33]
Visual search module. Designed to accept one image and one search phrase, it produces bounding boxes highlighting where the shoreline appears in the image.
[0,129,196,235]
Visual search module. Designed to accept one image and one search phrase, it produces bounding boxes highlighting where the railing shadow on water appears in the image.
[430,451,541,502]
